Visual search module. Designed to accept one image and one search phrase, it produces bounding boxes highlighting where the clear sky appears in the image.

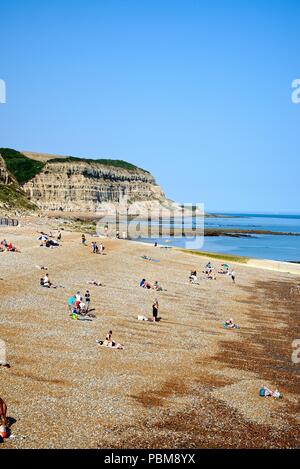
[1,0,299,213]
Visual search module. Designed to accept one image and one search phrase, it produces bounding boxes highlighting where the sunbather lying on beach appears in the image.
[153,281,164,291]
[218,268,229,274]
[259,385,282,398]
[1,241,20,252]
[141,255,160,262]
[207,269,216,280]
[41,239,59,248]
[140,279,164,291]
[87,280,102,286]
[96,330,124,349]
[223,318,240,329]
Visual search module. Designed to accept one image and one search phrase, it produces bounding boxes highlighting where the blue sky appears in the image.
[0,0,299,212]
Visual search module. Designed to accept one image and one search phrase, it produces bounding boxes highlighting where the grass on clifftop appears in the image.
[49,156,150,173]
[0,148,150,179]
[0,148,45,185]
[181,249,249,263]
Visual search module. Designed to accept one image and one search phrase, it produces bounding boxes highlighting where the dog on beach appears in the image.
[0,398,7,427]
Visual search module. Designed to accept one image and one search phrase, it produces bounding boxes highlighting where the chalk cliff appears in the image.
[23,158,166,212]
[0,149,175,214]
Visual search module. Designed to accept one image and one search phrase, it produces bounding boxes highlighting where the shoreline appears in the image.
[2,215,300,274]
[130,240,300,276]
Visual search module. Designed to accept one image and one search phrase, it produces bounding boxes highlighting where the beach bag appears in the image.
[259,387,265,397]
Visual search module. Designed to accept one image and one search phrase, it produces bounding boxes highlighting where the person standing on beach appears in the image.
[231,270,236,283]
[82,234,86,245]
[67,294,76,314]
[152,299,159,321]
[85,290,91,311]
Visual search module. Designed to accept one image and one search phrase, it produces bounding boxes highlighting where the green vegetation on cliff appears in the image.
[0,184,37,211]
[0,148,150,184]
[0,148,45,184]
[49,156,149,173]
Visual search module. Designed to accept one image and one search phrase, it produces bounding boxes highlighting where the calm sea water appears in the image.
[138,213,300,262]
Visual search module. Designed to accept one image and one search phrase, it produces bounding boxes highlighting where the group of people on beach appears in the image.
[189,262,236,283]
[0,239,20,252]
[67,290,92,319]
[1,224,287,445]
[91,241,105,254]
[37,231,60,248]
[139,278,164,291]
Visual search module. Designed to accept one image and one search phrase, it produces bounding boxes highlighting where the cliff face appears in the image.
[23,159,166,212]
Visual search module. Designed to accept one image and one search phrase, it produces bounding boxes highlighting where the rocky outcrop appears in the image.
[23,159,166,212]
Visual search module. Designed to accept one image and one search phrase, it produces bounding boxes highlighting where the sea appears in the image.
[137,213,300,262]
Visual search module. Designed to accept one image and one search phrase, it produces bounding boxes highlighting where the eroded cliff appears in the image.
[0,149,171,213]
[23,158,166,212]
